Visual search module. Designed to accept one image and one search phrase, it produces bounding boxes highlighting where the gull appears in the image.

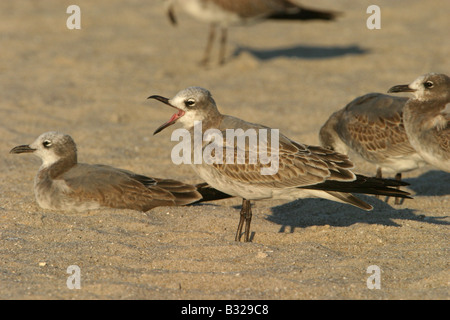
[388,73,450,172]
[148,86,411,242]
[319,93,426,204]
[9,131,212,212]
[165,0,338,65]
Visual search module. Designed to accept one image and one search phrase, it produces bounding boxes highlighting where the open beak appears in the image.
[148,95,185,135]
[10,145,36,154]
[388,84,415,93]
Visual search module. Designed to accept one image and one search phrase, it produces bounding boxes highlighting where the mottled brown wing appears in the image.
[61,164,179,211]
[205,130,356,188]
[433,105,450,153]
[338,94,415,160]
[435,128,450,153]
[152,177,204,205]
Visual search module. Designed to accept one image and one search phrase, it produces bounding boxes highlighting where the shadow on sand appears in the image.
[404,170,450,197]
[266,195,448,234]
[233,43,368,60]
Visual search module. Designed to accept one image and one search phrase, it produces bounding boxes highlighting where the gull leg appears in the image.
[375,168,382,200]
[200,23,216,66]
[394,173,403,205]
[235,199,252,242]
[218,27,227,65]
[235,198,246,241]
[243,200,252,242]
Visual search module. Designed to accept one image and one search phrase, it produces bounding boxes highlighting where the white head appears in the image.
[388,73,450,102]
[148,86,220,133]
[10,131,77,168]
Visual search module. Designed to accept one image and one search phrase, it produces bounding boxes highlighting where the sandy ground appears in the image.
[0,0,449,300]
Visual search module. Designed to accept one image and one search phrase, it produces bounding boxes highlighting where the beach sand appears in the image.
[0,0,448,299]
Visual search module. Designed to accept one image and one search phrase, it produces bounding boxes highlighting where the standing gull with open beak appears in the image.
[149,87,411,242]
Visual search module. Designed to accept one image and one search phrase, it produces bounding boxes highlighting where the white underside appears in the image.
[376,153,427,173]
[179,0,257,26]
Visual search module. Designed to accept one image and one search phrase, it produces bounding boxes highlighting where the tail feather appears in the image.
[154,178,198,192]
[325,191,373,211]
[300,174,412,199]
[193,182,233,203]
[153,178,203,206]
[268,6,339,21]
[171,190,204,206]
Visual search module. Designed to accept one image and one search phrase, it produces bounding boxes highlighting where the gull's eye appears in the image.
[424,81,434,89]
[185,99,195,107]
[43,140,52,148]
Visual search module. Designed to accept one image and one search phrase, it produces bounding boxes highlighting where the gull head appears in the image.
[148,86,219,134]
[10,131,77,168]
[388,73,450,101]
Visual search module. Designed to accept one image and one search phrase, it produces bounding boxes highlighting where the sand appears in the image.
[0,0,448,300]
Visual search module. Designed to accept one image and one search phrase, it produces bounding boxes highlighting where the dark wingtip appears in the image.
[192,183,233,203]
[268,7,341,21]
[300,174,413,199]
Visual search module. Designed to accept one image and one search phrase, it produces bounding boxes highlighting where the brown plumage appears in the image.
[319,93,426,204]
[165,0,339,65]
[10,132,203,212]
[150,87,412,242]
[388,73,450,172]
